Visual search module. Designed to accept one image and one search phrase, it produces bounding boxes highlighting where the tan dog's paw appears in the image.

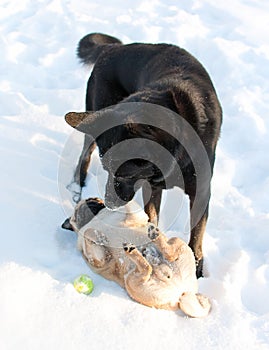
[123,243,136,253]
[147,224,160,241]
[179,292,211,318]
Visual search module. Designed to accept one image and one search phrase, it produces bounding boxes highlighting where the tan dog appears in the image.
[65,198,211,317]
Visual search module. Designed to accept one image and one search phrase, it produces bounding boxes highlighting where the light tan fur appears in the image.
[70,200,211,317]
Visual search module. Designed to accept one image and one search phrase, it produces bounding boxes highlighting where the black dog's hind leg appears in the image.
[189,199,209,279]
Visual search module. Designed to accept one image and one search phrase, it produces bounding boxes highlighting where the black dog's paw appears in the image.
[147,224,160,241]
[72,192,82,204]
[195,258,204,279]
[66,182,82,203]
[123,243,136,253]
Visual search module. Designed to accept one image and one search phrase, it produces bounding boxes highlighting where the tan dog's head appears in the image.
[61,197,105,231]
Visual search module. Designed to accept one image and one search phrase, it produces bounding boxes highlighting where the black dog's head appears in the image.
[65,103,187,209]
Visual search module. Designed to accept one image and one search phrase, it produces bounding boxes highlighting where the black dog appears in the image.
[65,33,222,277]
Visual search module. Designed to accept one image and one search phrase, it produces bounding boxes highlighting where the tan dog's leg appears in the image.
[123,243,152,282]
[148,224,185,262]
[82,229,111,268]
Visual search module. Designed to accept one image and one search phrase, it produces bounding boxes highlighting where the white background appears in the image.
[0,0,269,349]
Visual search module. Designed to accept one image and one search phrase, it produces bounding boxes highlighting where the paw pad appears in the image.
[147,224,160,240]
[123,243,136,253]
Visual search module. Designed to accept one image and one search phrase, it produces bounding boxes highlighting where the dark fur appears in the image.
[68,33,222,277]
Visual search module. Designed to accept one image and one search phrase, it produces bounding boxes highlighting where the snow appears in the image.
[1,0,269,349]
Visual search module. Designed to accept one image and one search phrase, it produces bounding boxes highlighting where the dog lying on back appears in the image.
[62,198,211,317]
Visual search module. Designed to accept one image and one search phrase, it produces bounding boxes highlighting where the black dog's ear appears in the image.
[65,109,118,138]
[65,112,88,128]
[65,111,100,131]
[170,89,206,128]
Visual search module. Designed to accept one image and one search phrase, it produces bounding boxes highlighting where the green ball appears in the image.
[73,274,94,295]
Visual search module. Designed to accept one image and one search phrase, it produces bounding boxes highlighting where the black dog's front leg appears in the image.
[143,185,162,225]
[68,135,96,203]
[74,135,96,187]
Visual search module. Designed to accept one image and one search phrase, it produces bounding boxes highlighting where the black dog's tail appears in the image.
[77,33,122,65]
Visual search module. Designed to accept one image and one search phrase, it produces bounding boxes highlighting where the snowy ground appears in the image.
[1,0,269,349]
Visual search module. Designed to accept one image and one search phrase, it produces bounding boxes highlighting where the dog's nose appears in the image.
[104,199,117,210]
[105,175,135,209]
[104,195,127,210]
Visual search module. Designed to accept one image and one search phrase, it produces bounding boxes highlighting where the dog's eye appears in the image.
[115,176,125,182]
